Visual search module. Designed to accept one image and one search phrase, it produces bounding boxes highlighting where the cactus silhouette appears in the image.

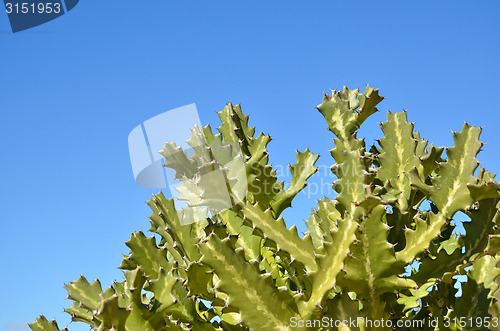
[31,87,500,330]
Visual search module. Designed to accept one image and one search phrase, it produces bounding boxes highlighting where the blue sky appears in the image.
[1,1,499,330]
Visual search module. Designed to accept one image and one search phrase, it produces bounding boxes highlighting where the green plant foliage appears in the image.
[31,87,500,330]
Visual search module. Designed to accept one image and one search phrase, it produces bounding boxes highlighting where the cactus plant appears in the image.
[30,86,500,330]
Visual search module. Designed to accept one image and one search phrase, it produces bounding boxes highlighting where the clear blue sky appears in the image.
[1,1,499,330]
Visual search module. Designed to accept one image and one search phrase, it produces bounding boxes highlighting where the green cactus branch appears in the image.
[31,86,500,331]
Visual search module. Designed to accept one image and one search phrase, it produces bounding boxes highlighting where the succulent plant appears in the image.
[31,86,500,330]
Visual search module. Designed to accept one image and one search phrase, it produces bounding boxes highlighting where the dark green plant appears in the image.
[31,86,500,330]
